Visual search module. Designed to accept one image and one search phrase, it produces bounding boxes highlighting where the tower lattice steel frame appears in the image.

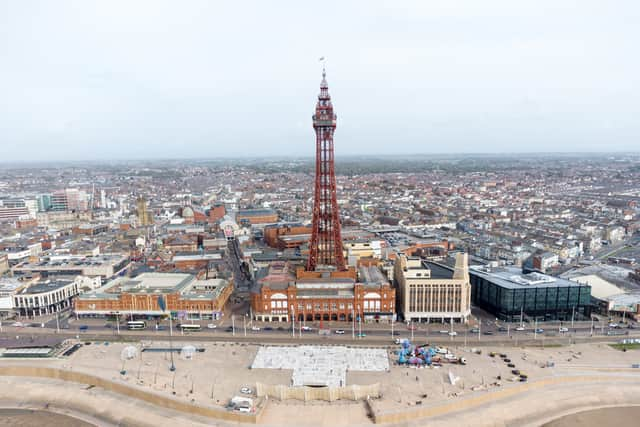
[307,69,347,271]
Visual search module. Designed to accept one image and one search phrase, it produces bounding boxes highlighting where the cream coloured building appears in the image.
[394,252,471,323]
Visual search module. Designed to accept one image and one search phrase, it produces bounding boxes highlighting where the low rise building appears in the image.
[13,254,130,279]
[469,265,592,321]
[75,272,233,320]
[236,208,279,225]
[250,261,395,323]
[13,278,80,317]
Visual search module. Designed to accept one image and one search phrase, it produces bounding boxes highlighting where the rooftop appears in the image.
[469,265,587,290]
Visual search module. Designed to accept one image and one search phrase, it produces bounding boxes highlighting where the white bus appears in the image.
[178,324,202,332]
[127,321,147,330]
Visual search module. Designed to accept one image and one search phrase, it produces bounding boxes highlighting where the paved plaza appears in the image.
[251,345,389,387]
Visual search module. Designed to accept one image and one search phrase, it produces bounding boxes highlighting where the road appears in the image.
[2,317,638,348]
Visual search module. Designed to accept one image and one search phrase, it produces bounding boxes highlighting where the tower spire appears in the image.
[307,68,346,271]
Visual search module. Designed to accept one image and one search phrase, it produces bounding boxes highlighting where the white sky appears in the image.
[1,0,639,161]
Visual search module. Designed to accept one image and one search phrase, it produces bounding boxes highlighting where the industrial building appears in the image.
[394,253,472,323]
[469,265,592,321]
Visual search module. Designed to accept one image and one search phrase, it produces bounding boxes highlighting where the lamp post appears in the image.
[168,313,175,372]
[291,306,295,338]
[351,306,355,339]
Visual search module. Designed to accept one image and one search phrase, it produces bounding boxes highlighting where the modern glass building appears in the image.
[469,266,591,321]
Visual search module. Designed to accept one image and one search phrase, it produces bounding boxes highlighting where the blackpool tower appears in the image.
[306,68,347,272]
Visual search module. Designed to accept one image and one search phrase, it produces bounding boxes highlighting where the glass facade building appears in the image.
[469,266,591,321]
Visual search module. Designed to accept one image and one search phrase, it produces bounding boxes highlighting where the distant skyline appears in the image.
[1,1,639,161]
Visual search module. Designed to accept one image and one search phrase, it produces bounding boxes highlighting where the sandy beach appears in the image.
[0,409,94,427]
[543,406,640,427]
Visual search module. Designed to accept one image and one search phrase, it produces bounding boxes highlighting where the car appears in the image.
[535,328,544,333]
[301,326,313,331]
[206,323,217,329]
[104,323,112,329]
[483,331,494,335]
[335,329,345,334]
[240,387,252,394]
[251,326,260,331]
[11,322,24,327]
[498,326,508,332]
[515,326,525,331]
[156,325,167,331]
[439,330,449,334]
[277,326,285,331]
[356,333,367,337]
[406,324,417,331]
[225,326,234,332]
[609,323,619,328]
[390,331,400,336]
[263,326,274,331]
[470,328,480,333]
[79,325,89,331]
[448,331,458,336]
[559,327,569,333]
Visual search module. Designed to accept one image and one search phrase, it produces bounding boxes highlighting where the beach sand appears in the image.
[0,409,94,427]
[543,406,640,427]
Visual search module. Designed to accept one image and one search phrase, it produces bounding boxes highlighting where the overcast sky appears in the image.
[1,0,639,161]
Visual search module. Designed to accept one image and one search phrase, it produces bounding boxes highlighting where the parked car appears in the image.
[335,330,345,334]
[470,328,480,333]
[535,328,544,333]
[263,326,273,331]
[206,323,217,329]
[448,331,458,336]
[439,330,449,334]
[483,331,494,335]
[301,326,313,331]
[559,327,569,333]
[251,326,261,331]
[515,326,525,331]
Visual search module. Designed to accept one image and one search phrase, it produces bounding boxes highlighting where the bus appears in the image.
[178,324,202,333]
[127,321,147,330]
